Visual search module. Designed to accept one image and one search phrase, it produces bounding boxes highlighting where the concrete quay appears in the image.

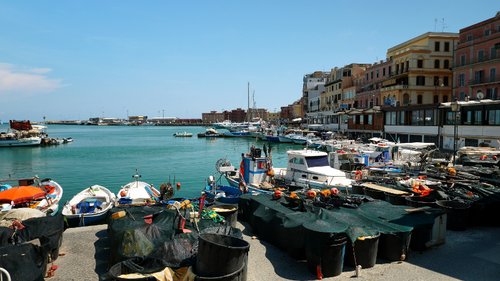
[49,223,500,281]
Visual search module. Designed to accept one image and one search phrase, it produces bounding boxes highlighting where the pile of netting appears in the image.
[106,203,241,278]
[0,211,64,281]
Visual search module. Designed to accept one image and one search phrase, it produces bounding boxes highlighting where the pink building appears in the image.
[454,12,500,100]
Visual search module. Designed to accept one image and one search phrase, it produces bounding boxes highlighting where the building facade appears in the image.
[454,12,500,101]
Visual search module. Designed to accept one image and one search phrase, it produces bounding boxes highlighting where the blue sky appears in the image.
[0,1,498,121]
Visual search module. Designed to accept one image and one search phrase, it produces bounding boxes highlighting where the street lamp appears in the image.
[450,98,461,165]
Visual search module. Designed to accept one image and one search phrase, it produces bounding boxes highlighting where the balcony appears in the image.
[468,75,500,85]
[380,84,409,92]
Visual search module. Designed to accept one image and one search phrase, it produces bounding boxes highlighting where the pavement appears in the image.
[49,222,500,281]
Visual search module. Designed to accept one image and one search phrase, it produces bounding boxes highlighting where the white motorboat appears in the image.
[173,132,193,137]
[0,120,43,147]
[62,185,116,226]
[273,149,353,190]
[116,173,160,205]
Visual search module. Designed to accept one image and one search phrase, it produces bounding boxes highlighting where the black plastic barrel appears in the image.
[305,231,347,278]
[195,234,250,278]
[409,225,433,251]
[385,193,410,205]
[209,205,238,227]
[378,232,411,261]
[405,196,436,208]
[344,234,380,269]
[436,200,470,231]
[364,188,385,200]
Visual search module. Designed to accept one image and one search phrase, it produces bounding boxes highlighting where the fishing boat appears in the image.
[173,132,193,137]
[61,185,116,226]
[197,128,221,138]
[204,176,242,204]
[273,149,353,190]
[0,120,43,147]
[116,172,160,205]
[0,177,63,215]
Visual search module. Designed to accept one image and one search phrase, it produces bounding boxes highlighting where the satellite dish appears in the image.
[477,91,484,100]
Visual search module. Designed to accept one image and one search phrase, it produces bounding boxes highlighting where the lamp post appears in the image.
[450,98,461,165]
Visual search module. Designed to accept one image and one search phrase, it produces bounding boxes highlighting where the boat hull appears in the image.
[0,137,41,147]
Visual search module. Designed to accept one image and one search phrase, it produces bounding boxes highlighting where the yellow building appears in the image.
[382,32,458,106]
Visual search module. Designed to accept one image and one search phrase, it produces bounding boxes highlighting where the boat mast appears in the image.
[247,82,250,123]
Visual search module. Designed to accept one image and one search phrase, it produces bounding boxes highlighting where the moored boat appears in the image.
[116,172,160,205]
[62,185,116,226]
[0,120,44,147]
[173,132,193,137]
[0,177,63,215]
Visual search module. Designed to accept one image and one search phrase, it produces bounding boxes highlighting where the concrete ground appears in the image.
[49,223,500,281]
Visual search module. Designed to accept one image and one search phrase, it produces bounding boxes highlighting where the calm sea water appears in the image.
[0,124,298,202]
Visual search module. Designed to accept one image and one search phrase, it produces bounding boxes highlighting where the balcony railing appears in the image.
[468,75,500,85]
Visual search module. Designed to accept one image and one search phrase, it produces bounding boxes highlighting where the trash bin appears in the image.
[209,205,238,227]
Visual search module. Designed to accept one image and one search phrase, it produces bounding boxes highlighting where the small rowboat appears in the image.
[61,185,116,227]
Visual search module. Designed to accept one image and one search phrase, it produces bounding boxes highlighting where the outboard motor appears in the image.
[207,175,215,187]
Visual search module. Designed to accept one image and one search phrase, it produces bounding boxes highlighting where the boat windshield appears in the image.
[305,156,329,167]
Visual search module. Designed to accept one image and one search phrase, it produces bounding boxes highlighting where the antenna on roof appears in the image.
[441,18,448,32]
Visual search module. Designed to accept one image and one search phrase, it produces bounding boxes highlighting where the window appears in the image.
[366,73,369,81]
[417,95,423,104]
[376,70,379,78]
[458,74,465,87]
[444,42,450,52]
[446,111,455,125]
[371,71,373,79]
[443,76,449,86]
[492,46,498,59]
[425,109,434,125]
[444,59,450,69]
[490,68,496,82]
[399,111,405,125]
[434,76,440,86]
[474,111,482,125]
[434,95,439,103]
[367,114,373,125]
[403,93,410,105]
[385,112,396,125]
[485,29,491,36]
[460,55,466,66]
[488,109,500,125]
[435,41,440,51]
[383,68,386,76]
[474,70,484,84]
[412,110,423,125]
[417,59,423,68]
[464,111,472,125]
[478,50,484,62]
[434,59,440,69]
[416,76,425,86]
[359,114,364,124]
[467,34,473,41]
[443,95,448,103]
[388,66,392,74]
[305,156,329,167]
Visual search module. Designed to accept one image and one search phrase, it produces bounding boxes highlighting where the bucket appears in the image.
[436,200,470,231]
[385,193,410,205]
[405,196,436,208]
[209,205,238,227]
[194,263,246,281]
[364,188,385,200]
[344,234,380,269]
[378,232,411,261]
[195,234,250,278]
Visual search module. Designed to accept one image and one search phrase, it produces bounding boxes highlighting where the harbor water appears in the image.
[0,124,296,202]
